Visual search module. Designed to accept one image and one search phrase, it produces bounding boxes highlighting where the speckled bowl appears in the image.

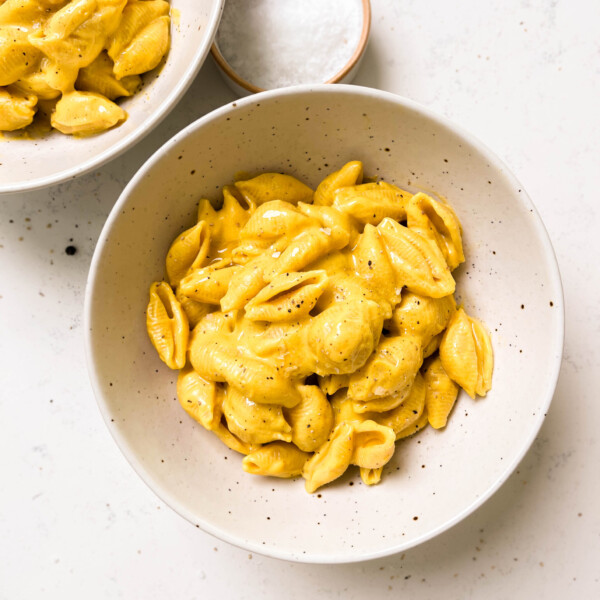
[0,0,224,194]
[85,84,564,563]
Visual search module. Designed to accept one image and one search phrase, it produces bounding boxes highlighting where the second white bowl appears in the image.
[0,0,224,194]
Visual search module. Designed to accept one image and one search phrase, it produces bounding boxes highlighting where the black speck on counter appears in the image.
[65,245,77,255]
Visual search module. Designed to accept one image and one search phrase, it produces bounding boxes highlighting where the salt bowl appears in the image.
[211,0,371,96]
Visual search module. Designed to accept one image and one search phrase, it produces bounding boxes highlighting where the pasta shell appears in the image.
[396,407,429,440]
[389,292,456,348]
[51,90,125,135]
[29,0,127,68]
[175,285,211,329]
[307,298,383,375]
[302,422,355,493]
[177,365,222,430]
[197,197,218,227]
[439,308,493,398]
[146,281,189,370]
[113,15,169,79]
[360,467,382,485]
[314,160,363,206]
[76,50,141,99]
[214,421,260,455]
[377,217,455,298]
[165,220,211,287]
[107,0,169,59]
[472,318,494,397]
[266,330,318,380]
[347,335,422,403]
[178,263,240,305]
[443,316,485,390]
[245,270,328,322]
[407,193,465,270]
[236,320,301,364]
[296,202,358,247]
[189,332,302,407]
[350,224,400,313]
[0,87,37,131]
[189,310,237,340]
[423,356,460,429]
[376,372,427,438]
[223,183,256,212]
[351,420,396,469]
[284,385,333,452]
[220,252,274,312]
[333,181,412,225]
[209,190,255,259]
[35,58,78,94]
[265,227,349,280]
[242,442,309,478]
[11,67,60,100]
[0,27,40,86]
[322,271,380,305]
[234,173,314,206]
[42,0,98,37]
[197,189,254,257]
[223,386,292,445]
[240,200,315,241]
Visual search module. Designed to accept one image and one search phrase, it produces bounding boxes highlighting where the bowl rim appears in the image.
[84,83,565,564]
[210,0,371,94]
[0,0,225,195]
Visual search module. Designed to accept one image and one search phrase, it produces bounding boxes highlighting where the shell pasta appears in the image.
[145,161,494,493]
[0,0,170,136]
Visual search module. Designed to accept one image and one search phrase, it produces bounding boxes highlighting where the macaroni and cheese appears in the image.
[0,0,170,136]
[146,161,494,493]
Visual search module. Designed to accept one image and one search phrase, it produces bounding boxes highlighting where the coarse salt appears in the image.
[216,0,364,90]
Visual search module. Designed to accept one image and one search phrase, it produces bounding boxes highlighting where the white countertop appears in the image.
[1,0,598,597]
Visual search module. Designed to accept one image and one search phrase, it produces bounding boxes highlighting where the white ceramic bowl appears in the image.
[0,0,224,195]
[85,85,564,563]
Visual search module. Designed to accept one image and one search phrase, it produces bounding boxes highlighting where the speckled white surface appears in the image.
[1,0,598,596]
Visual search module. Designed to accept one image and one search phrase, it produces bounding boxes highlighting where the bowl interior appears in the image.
[0,0,223,194]
[86,86,563,562]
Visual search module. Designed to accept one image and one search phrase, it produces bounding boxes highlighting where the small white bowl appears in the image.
[0,0,224,195]
[210,0,371,96]
[85,84,564,563]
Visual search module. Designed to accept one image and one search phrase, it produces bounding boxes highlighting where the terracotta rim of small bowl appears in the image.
[210,0,372,94]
